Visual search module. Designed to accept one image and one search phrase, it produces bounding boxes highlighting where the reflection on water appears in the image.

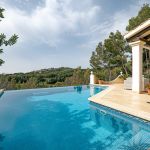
[0,91,4,98]
[74,85,106,95]
[89,85,107,96]
[74,86,82,94]
[0,86,149,150]
[90,103,131,133]
[0,134,4,150]
[90,102,150,150]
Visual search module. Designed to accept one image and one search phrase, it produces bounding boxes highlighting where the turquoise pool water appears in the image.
[0,85,149,150]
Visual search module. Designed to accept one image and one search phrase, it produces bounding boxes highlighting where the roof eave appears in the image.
[124,19,150,40]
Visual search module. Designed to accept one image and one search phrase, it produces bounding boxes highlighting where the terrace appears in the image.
[89,19,150,121]
[89,84,150,121]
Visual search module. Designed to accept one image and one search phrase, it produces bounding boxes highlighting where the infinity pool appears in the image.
[0,86,149,150]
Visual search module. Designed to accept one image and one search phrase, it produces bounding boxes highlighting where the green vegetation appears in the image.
[90,4,150,81]
[126,3,150,79]
[0,67,90,90]
[0,7,18,66]
[126,4,150,31]
[90,31,131,81]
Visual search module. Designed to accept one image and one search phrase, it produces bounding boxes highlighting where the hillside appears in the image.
[0,67,90,90]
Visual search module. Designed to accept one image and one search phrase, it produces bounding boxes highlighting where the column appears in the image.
[130,41,144,93]
[90,71,95,85]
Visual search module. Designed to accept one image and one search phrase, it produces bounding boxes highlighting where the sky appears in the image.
[0,0,150,73]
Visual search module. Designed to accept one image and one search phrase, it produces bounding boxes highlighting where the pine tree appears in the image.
[126,4,150,31]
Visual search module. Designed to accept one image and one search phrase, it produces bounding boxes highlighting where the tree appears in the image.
[83,68,90,84]
[126,4,150,79]
[90,4,150,81]
[90,42,108,80]
[126,4,150,31]
[104,31,131,77]
[64,67,90,85]
[0,7,18,66]
[90,31,131,81]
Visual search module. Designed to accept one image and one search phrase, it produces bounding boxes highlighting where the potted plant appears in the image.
[146,83,150,95]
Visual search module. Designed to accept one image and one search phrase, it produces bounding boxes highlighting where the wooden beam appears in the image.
[126,26,150,42]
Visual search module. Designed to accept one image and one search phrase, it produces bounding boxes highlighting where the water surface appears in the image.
[0,86,149,150]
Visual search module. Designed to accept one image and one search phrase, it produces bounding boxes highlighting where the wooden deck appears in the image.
[88,84,150,121]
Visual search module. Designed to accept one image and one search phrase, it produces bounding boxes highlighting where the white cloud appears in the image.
[0,0,101,42]
[0,0,102,73]
[0,0,149,73]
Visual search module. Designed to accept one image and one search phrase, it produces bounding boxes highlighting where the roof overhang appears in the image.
[124,19,150,45]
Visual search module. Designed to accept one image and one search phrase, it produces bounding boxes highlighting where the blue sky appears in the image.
[0,0,150,73]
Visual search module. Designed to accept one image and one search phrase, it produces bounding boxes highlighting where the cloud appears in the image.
[0,0,101,73]
[0,0,149,73]
[0,0,101,43]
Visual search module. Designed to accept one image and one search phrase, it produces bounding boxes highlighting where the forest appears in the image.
[0,67,90,90]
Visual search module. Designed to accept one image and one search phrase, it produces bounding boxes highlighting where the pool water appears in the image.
[0,86,149,150]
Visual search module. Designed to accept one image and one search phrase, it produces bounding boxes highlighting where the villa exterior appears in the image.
[89,19,150,121]
[124,19,150,93]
